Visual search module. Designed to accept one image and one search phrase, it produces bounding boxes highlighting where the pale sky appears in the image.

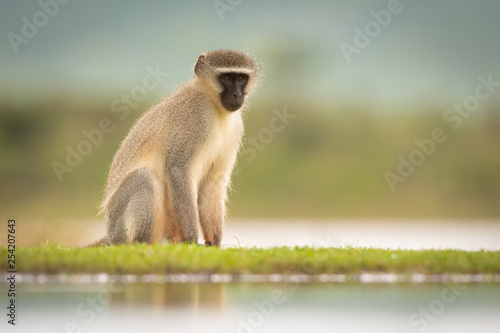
[1,0,499,110]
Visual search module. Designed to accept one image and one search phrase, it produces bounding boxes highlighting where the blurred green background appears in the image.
[1,0,499,236]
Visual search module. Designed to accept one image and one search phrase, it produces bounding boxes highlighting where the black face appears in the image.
[219,73,249,111]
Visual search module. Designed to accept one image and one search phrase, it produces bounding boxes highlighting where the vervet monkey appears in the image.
[91,50,260,246]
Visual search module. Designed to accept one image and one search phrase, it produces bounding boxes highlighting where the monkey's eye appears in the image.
[224,76,231,81]
[237,76,243,81]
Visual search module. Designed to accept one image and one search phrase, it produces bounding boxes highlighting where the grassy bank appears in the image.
[2,244,500,275]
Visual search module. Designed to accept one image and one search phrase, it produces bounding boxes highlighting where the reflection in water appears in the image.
[109,282,225,308]
[3,282,500,333]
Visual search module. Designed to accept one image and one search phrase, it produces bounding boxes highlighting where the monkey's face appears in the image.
[218,73,249,111]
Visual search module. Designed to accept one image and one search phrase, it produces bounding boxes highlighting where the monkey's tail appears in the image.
[86,236,111,247]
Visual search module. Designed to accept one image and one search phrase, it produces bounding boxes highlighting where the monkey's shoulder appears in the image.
[167,84,213,111]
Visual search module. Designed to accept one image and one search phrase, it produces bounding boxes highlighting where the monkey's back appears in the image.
[103,83,216,204]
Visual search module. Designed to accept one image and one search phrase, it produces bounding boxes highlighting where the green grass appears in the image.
[2,244,500,275]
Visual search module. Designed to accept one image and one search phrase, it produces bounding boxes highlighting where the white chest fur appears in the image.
[190,110,243,186]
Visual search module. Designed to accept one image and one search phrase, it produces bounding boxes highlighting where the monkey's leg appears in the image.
[198,171,231,246]
[106,168,163,244]
[163,196,183,244]
[167,167,200,244]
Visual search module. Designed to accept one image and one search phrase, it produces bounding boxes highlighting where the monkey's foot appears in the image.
[204,240,220,247]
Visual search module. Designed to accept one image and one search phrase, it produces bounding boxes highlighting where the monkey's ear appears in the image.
[194,55,206,75]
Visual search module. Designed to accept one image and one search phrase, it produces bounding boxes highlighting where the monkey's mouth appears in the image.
[223,102,243,112]
[220,91,244,111]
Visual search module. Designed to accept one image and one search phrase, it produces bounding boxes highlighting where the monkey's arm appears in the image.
[197,149,238,246]
[167,165,200,244]
[197,170,230,246]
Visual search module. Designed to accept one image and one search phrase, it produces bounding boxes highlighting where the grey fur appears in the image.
[106,168,155,243]
[86,236,110,247]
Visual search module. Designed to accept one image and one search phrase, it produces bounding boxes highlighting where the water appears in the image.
[74,218,500,250]
[223,219,500,250]
[2,282,499,333]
